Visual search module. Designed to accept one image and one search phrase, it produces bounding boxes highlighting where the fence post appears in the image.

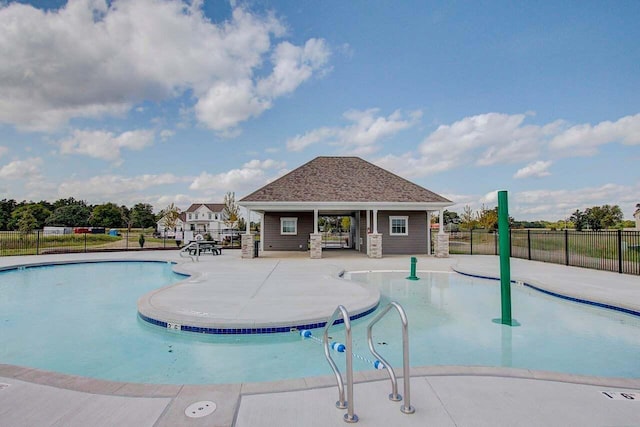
[84,232,87,253]
[527,229,531,260]
[509,229,512,257]
[564,229,569,266]
[494,231,498,256]
[618,229,623,274]
[36,230,40,255]
[126,230,129,250]
[470,228,473,255]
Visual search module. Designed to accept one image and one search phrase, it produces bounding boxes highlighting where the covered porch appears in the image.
[239,203,451,259]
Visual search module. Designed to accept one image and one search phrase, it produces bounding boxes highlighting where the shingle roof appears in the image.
[240,157,452,203]
[185,203,225,213]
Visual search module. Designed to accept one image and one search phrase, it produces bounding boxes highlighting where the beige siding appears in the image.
[263,212,314,251]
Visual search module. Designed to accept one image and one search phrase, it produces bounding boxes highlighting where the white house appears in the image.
[157,203,238,241]
[635,208,640,230]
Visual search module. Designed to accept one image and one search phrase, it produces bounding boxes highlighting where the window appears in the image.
[280,217,298,235]
[389,216,408,236]
[208,213,212,219]
[188,213,192,220]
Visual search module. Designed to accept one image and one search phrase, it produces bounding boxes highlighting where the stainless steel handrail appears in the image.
[179,241,200,262]
[323,305,358,423]
[367,301,415,414]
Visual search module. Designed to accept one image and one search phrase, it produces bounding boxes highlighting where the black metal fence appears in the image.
[450,229,640,275]
[0,228,241,257]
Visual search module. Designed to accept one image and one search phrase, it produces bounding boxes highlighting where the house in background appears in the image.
[238,156,453,259]
[157,203,237,241]
[635,208,640,230]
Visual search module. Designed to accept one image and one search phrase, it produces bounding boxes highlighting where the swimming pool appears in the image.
[1,262,639,383]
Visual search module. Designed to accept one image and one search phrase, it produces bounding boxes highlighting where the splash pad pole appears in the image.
[493,190,520,327]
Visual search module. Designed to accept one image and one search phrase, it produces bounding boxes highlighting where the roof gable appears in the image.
[240,157,452,204]
[185,203,225,213]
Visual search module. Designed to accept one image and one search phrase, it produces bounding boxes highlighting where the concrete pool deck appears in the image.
[1,250,639,426]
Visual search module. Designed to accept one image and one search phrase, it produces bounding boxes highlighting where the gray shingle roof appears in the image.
[240,157,452,203]
[185,203,225,213]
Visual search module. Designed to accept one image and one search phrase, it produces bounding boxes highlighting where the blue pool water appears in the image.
[1,262,639,384]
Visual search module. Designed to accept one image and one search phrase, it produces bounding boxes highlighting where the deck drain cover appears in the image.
[185,401,216,418]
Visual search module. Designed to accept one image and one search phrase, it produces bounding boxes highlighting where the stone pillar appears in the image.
[436,233,450,258]
[310,233,322,259]
[368,233,382,258]
[241,233,255,259]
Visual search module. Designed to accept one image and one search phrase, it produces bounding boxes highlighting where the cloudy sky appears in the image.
[0,0,638,220]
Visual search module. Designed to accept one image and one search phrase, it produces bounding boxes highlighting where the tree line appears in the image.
[437,203,636,231]
[0,198,157,231]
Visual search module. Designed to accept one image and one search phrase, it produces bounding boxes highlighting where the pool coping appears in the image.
[451,262,640,318]
[2,362,639,398]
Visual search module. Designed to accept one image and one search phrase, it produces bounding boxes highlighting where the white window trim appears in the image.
[280,217,298,235]
[389,216,409,236]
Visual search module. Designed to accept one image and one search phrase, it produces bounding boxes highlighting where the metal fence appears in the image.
[0,228,241,257]
[450,229,640,275]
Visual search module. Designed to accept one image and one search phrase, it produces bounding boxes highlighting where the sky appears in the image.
[0,0,638,221]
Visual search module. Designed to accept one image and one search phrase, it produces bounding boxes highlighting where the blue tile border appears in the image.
[452,268,640,318]
[138,303,379,335]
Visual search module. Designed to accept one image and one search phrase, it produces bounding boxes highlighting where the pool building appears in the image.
[238,156,453,259]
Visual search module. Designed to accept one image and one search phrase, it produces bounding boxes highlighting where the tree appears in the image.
[120,205,133,231]
[477,205,498,231]
[17,210,38,236]
[341,216,351,232]
[130,203,156,228]
[52,197,87,210]
[236,217,247,233]
[159,203,181,231]
[223,192,241,229]
[90,203,124,228]
[45,204,91,226]
[570,209,588,231]
[0,199,17,230]
[460,205,477,230]
[8,203,51,230]
[585,205,623,231]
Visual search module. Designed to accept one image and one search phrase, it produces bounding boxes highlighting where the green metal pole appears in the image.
[406,256,419,281]
[493,190,519,326]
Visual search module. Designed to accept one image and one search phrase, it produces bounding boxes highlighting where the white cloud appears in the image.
[448,183,640,221]
[160,130,175,141]
[549,113,640,155]
[189,158,287,194]
[257,39,331,98]
[0,157,43,179]
[375,112,640,178]
[513,160,552,179]
[0,1,329,132]
[286,108,421,154]
[58,173,189,200]
[59,129,155,162]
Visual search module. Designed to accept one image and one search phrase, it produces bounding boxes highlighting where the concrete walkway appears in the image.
[1,250,639,426]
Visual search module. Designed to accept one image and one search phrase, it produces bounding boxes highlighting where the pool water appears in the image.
[1,263,639,384]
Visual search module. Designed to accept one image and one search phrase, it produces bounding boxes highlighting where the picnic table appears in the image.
[186,241,222,255]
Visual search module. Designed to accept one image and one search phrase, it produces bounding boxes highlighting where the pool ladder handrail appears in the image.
[323,305,358,423]
[367,301,415,414]
[179,241,200,262]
